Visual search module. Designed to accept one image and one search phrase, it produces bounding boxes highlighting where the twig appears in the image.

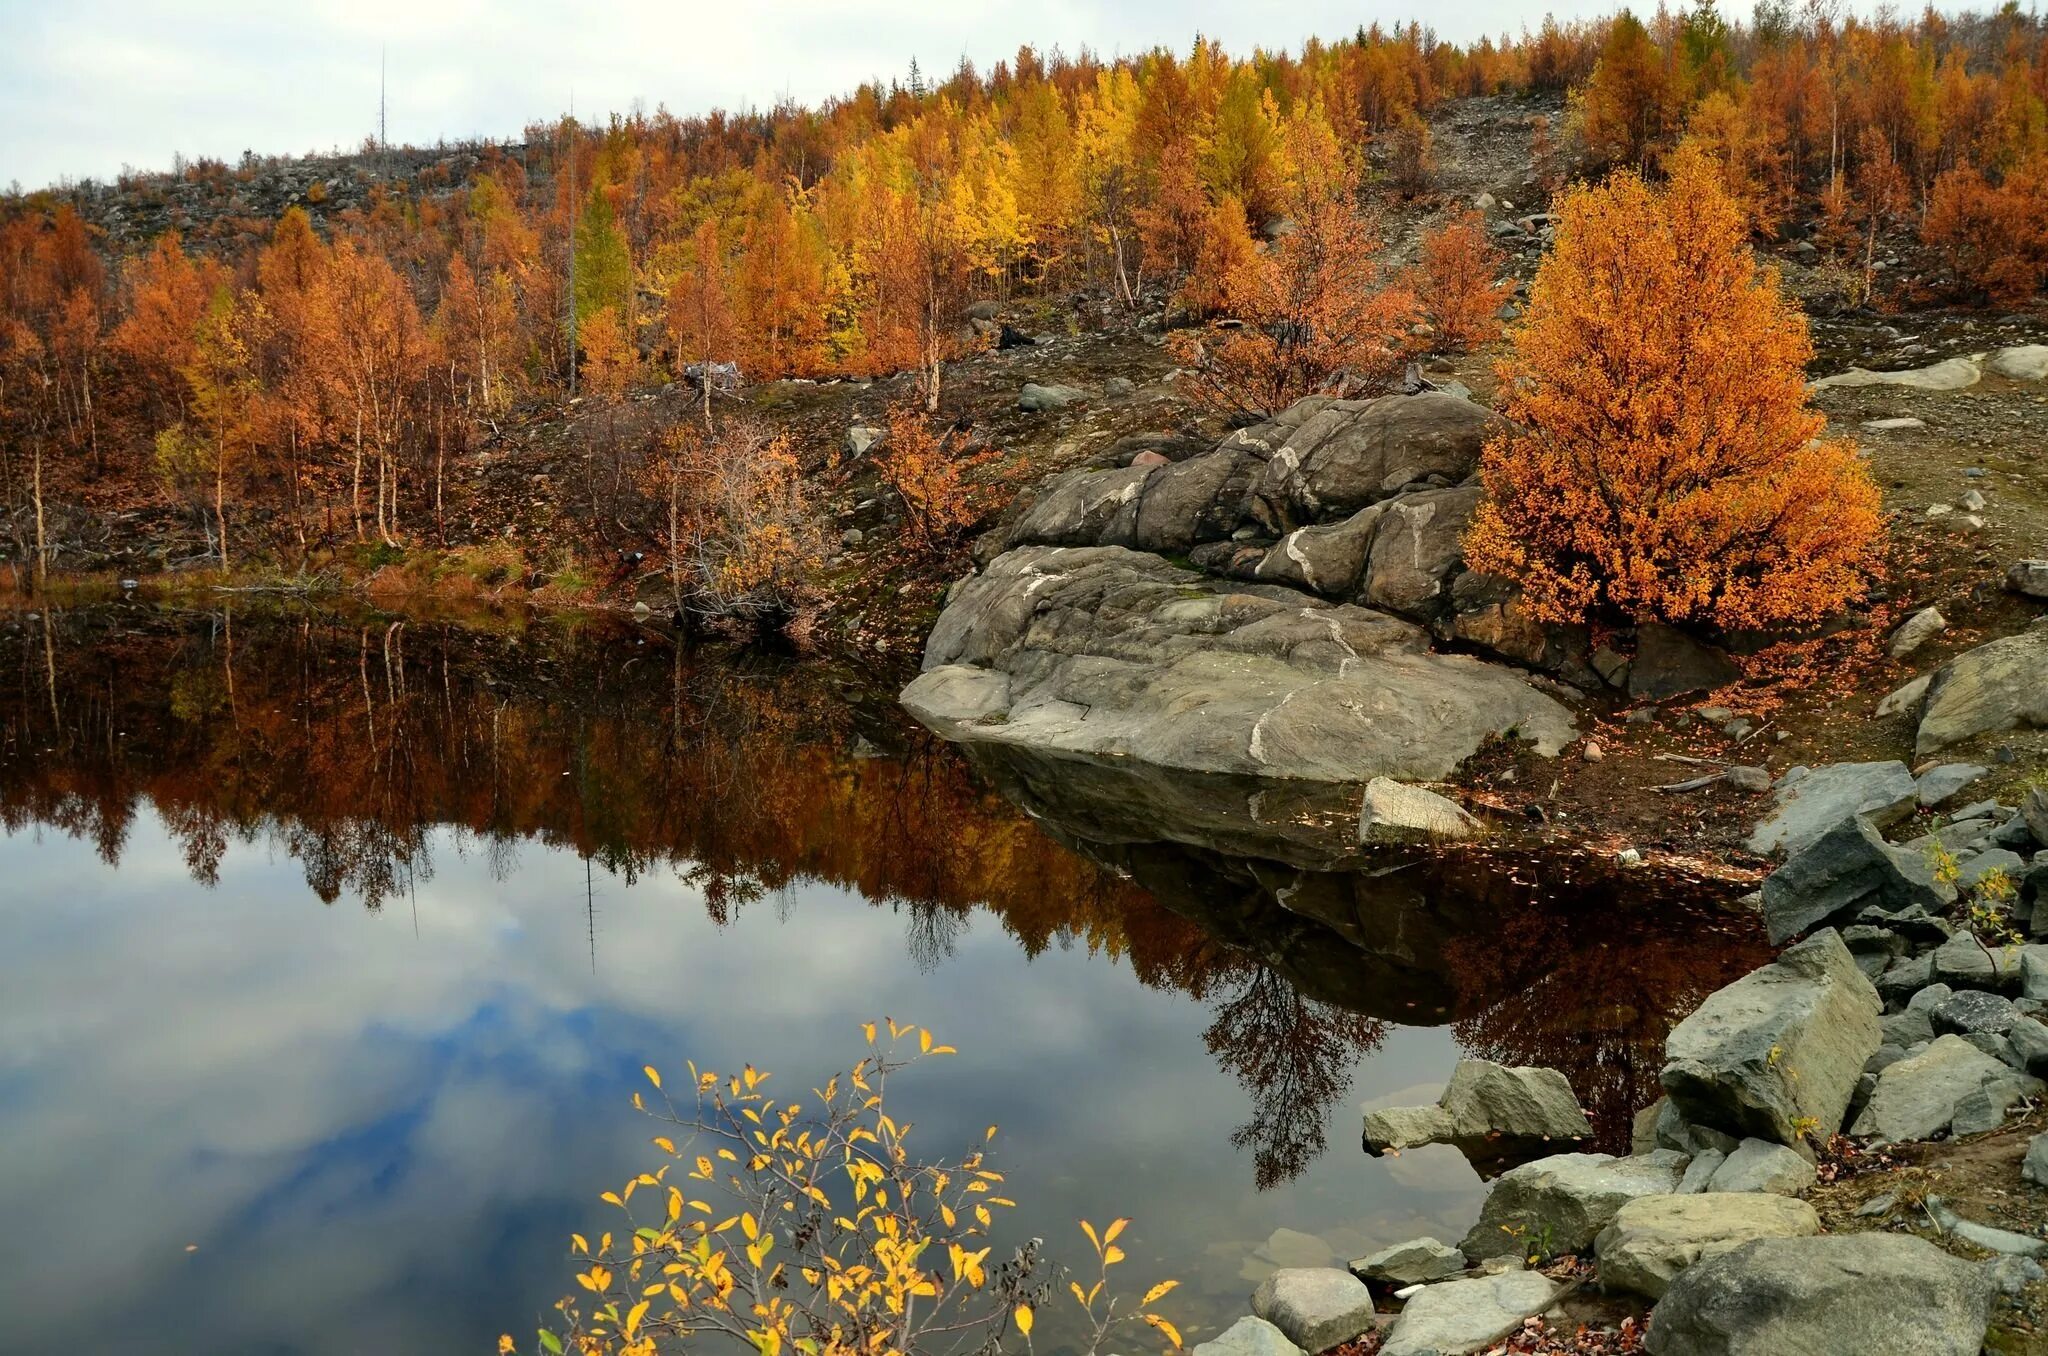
[1655,753,1730,768]
[1656,773,1728,793]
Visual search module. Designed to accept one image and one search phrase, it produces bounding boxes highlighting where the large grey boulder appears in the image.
[1351,1237,1465,1288]
[1594,1193,1821,1299]
[1357,485,1482,620]
[1250,1269,1380,1353]
[1850,1034,2044,1142]
[1193,1316,1305,1356]
[1661,930,1881,1148]
[1746,762,1918,858]
[1378,1272,1561,1356]
[1916,629,2048,755]
[1005,465,1156,546]
[1643,1234,1992,1356]
[1361,1104,1457,1154]
[1758,816,1955,945]
[1917,762,1988,807]
[1460,1150,1690,1261]
[905,547,1575,784]
[1889,606,1947,659]
[1018,381,1085,412]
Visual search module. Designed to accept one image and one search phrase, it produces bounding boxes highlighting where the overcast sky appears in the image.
[0,0,1967,191]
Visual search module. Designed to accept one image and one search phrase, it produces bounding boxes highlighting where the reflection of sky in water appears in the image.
[0,809,1485,1355]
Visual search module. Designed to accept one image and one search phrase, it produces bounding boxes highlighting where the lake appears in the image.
[0,605,1768,1354]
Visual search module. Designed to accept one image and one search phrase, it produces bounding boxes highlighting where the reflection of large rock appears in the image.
[905,546,1574,784]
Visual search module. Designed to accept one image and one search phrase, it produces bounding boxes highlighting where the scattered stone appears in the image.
[1661,929,1880,1148]
[1651,1099,1740,1158]
[1882,982,1951,1044]
[1359,778,1480,843]
[844,425,883,459]
[841,528,864,549]
[2024,1131,2048,1186]
[1811,357,1982,391]
[1926,1196,2048,1258]
[1642,1233,1993,1356]
[1251,1269,1381,1353]
[1932,989,2019,1038]
[1959,489,1988,513]
[1747,761,1918,857]
[1988,344,2048,380]
[1378,1272,1561,1356]
[1103,376,1137,398]
[1877,673,1932,719]
[1591,646,1630,688]
[1950,1075,2030,1135]
[1192,1315,1306,1356]
[1850,1034,2042,1141]
[1917,763,1988,807]
[1983,1256,2046,1297]
[1725,766,1771,794]
[2008,560,2048,600]
[1915,628,2048,756]
[1594,1193,1821,1299]
[2025,789,2048,847]
[1018,382,1085,412]
[1707,1139,1816,1195]
[1860,416,1926,431]
[1890,607,1947,658]
[1583,740,1604,763]
[1351,1237,1465,1289]
[1630,624,1742,701]
[1459,1150,1690,1261]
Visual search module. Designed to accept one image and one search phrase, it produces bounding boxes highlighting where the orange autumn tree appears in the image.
[1169,115,1417,417]
[1464,155,1883,631]
[1414,208,1515,353]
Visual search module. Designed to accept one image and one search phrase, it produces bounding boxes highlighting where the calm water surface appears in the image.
[0,606,1766,1354]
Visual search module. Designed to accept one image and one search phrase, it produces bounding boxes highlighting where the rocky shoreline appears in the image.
[899,363,2048,1353]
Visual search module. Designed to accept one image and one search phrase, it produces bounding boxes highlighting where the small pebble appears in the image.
[1583,740,1605,762]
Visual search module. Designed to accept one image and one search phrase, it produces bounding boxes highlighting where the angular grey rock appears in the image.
[2027,946,2048,1001]
[1361,1104,1457,1155]
[1889,607,1946,658]
[1917,763,1988,807]
[1984,1255,2046,1296]
[1351,1237,1465,1288]
[1950,1076,2030,1135]
[2010,1014,2048,1077]
[1758,816,1955,945]
[1957,847,2028,894]
[2009,559,2048,600]
[1378,1271,1561,1356]
[1250,1268,1380,1353]
[1651,1099,1740,1158]
[1877,672,1932,718]
[1594,1193,1820,1299]
[2025,1131,2048,1187]
[1459,1151,1689,1261]
[1931,931,2026,993]
[906,547,1575,784]
[1916,629,2048,756]
[1877,959,1939,1014]
[1244,392,1501,529]
[1436,1059,1595,1144]
[1676,1149,1725,1193]
[1358,485,1482,620]
[844,425,883,459]
[1630,624,1742,701]
[1746,762,1918,857]
[1193,1315,1307,1356]
[1643,1234,1992,1356]
[1706,1139,1816,1196]
[1661,930,1881,1147]
[1851,1034,2043,1141]
[2026,790,2048,849]
[1359,778,1479,843]
[1931,988,2018,1037]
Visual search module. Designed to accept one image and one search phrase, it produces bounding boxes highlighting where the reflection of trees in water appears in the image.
[1444,898,1770,1153]
[1203,964,1389,1189]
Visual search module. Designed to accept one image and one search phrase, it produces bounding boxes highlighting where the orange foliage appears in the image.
[1413,208,1514,353]
[1465,155,1883,631]
[875,400,994,550]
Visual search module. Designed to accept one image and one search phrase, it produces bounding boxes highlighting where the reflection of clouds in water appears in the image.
[0,810,1484,1354]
